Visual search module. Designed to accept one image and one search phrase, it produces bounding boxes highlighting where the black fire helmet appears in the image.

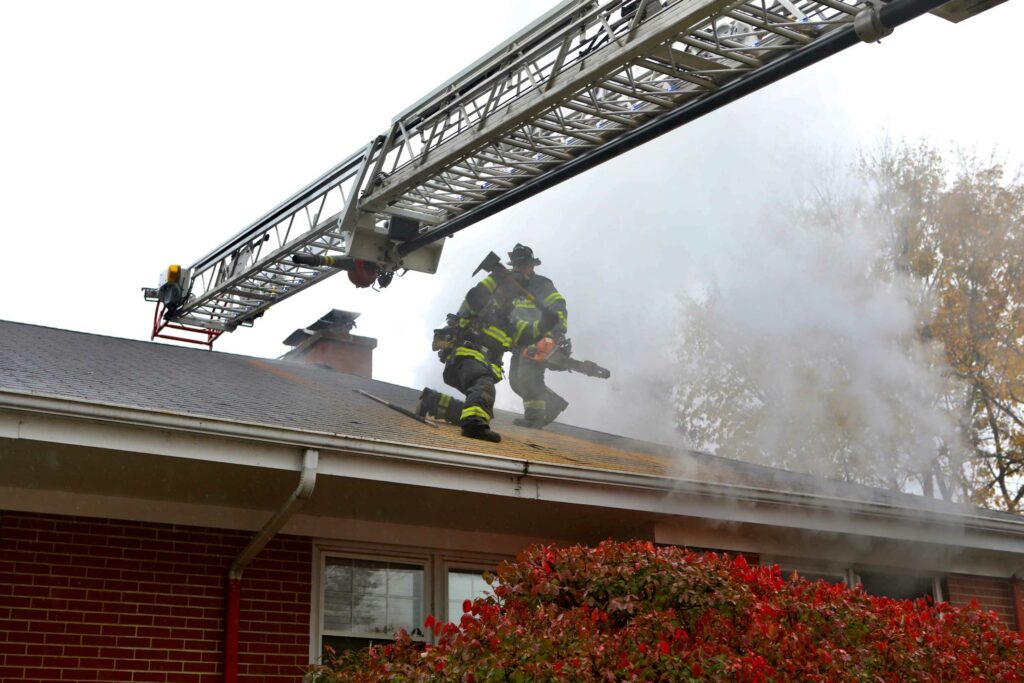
[507,243,541,267]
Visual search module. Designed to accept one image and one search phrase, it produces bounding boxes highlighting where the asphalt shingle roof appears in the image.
[0,320,679,475]
[0,319,1011,519]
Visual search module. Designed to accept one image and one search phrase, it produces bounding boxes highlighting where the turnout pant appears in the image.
[509,352,568,426]
[441,357,498,426]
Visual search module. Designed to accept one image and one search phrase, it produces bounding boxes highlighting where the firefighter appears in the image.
[506,244,570,429]
[417,264,559,442]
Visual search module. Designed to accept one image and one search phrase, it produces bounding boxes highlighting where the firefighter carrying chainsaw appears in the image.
[505,244,574,429]
[418,244,610,442]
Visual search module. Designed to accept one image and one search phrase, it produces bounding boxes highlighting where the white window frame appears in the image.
[313,543,433,659]
[310,541,509,661]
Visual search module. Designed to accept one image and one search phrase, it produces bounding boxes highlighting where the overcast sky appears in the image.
[1,0,1021,439]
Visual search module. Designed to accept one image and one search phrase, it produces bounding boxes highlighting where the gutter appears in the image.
[224,448,319,683]
[3,389,1024,539]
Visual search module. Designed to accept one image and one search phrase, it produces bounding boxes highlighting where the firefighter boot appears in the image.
[416,388,462,424]
[513,415,546,429]
[542,394,569,427]
[416,388,439,418]
[513,399,547,429]
[461,419,502,443]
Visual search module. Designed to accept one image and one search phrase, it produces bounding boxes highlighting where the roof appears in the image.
[0,319,1011,521]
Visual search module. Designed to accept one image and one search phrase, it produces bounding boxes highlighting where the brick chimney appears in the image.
[280,310,377,378]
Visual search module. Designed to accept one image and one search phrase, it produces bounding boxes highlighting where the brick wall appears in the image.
[0,511,312,682]
[946,573,1019,630]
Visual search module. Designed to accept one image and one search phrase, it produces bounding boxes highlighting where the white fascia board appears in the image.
[3,389,1024,554]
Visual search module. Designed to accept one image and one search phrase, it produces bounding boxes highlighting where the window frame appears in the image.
[314,544,433,655]
[850,568,945,601]
[311,541,508,659]
[764,554,945,601]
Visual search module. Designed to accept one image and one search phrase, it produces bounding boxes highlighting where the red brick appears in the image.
[63,667,99,679]
[150,638,185,650]
[23,667,66,679]
[49,587,89,600]
[130,672,168,682]
[30,620,66,634]
[76,656,112,668]
[11,516,55,531]
[137,627,172,639]
[182,660,219,673]
[2,513,310,680]
[167,673,209,683]
[5,630,44,644]
[84,612,119,625]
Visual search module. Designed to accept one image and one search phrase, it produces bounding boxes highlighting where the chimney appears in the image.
[280,310,377,378]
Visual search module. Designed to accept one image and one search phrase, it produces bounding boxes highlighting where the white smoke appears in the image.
[672,168,968,493]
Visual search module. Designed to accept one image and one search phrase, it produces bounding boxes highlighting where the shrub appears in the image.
[309,541,1023,682]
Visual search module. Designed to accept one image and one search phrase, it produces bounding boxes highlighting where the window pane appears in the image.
[448,570,475,596]
[351,595,387,633]
[323,591,353,631]
[324,562,353,592]
[388,566,421,598]
[858,572,934,600]
[323,556,425,638]
[448,570,493,620]
[387,596,417,631]
[353,559,389,595]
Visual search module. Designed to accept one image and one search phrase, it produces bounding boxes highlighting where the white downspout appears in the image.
[224,448,319,683]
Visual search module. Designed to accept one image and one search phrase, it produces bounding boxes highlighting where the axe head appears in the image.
[473,251,504,276]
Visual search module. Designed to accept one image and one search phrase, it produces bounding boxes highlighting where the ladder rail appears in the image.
[162,0,949,335]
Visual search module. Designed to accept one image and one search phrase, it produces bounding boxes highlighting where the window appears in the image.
[856,571,937,600]
[321,556,425,655]
[314,544,508,659]
[784,568,848,585]
[447,569,494,620]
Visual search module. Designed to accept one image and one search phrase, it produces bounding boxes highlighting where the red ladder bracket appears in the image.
[151,302,223,350]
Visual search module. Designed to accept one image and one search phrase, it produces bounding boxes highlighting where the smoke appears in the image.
[401,137,969,500]
[372,80,968,498]
[672,166,968,493]
[404,99,825,445]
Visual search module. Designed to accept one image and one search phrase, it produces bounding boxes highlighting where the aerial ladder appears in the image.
[143,0,1002,348]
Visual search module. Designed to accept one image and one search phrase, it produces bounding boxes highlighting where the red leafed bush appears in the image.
[308,541,1024,682]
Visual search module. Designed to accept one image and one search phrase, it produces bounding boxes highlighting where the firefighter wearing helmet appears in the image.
[416,246,560,442]
[504,244,570,428]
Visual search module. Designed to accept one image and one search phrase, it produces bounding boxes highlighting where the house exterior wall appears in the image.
[0,511,311,682]
[3,508,1024,682]
[946,573,1020,630]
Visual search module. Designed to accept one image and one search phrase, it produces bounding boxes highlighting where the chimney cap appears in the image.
[283,309,361,347]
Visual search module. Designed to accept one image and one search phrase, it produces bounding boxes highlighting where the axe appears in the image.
[472,251,535,302]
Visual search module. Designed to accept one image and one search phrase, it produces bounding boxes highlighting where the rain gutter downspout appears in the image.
[1012,568,1024,633]
[224,448,319,683]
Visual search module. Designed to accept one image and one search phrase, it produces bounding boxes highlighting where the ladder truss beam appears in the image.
[164,0,949,334]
